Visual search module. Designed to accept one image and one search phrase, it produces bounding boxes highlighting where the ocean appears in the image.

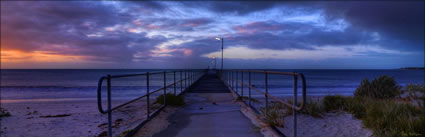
[1,69,424,103]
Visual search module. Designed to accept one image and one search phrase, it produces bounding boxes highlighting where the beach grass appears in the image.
[322,76,425,137]
[258,75,424,137]
[259,102,289,127]
[259,99,325,127]
[154,93,185,106]
[324,95,424,137]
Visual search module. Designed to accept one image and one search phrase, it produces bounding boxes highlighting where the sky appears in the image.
[1,1,424,69]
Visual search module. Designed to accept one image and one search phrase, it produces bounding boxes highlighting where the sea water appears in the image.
[1,69,424,103]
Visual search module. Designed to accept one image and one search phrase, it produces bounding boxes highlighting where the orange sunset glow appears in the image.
[1,49,88,63]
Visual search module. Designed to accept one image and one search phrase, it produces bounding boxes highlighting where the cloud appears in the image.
[202,45,410,60]
[320,1,424,50]
[1,1,167,64]
[0,1,423,69]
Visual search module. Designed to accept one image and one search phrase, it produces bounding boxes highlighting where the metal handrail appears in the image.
[219,70,306,111]
[218,70,307,137]
[97,70,203,114]
[96,69,207,137]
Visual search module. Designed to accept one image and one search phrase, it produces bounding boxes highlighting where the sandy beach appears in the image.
[279,112,373,137]
[0,98,158,137]
[244,96,373,137]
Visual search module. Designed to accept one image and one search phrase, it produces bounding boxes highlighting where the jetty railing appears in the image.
[96,69,207,137]
[217,70,306,137]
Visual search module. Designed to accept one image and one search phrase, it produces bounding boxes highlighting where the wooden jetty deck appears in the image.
[150,71,262,137]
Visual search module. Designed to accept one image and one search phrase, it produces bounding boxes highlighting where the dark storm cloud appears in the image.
[138,18,214,31]
[226,20,372,50]
[320,1,424,50]
[178,1,281,15]
[125,1,167,10]
[185,1,423,51]
[1,1,423,69]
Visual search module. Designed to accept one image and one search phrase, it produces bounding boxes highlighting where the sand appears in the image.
[237,95,373,137]
[279,112,373,137]
[0,98,158,137]
[1,95,374,137]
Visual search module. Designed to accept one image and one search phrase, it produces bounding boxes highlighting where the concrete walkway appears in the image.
[152,72,262,137]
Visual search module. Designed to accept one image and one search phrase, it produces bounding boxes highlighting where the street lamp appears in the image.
[215,37,223,70]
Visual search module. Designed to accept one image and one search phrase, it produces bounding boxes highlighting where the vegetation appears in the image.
[403,83,425,108]
[322,76,425,137]
[259,102,289,127]
[354,75,401,99]
[362,99,424,137]
[322,95,347,112]
[302,99,325,118]
[154,93,185,106]
[256,75,424,137]
[321,95,424,137]
[259,99,324,127]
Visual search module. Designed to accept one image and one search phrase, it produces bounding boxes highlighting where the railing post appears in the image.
[146,72,150,119]
[227,71,230,85]
[265,72,268,115]
[185,70,187,89]
[174,71,176,95]
[180,71,183,93]
[107,75,112,137]
[232,71,234,89]
[248,72,251,106]
[236,71,238,94]
[241,71,243,97]
[293,75,298,137]
[163,72,167,105]
[228,71,230,85]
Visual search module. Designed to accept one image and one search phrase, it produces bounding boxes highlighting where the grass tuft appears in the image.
[322,95,347,112]
[322,95,425,137]
[259,102,289,127]
[154,93,185,106]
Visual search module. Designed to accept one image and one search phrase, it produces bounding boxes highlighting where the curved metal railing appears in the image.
[217,70,307,137]
[96,69,207,137]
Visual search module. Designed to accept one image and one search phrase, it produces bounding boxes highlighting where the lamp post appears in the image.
[215,37,223,70]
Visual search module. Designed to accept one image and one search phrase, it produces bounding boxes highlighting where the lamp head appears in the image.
[216,38,221,40]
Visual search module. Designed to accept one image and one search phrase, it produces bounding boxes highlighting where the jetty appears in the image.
[96,69,306,137]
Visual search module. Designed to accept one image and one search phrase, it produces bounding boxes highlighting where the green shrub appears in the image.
[154,93,185,106]
[323,95,347,111]
[354,75,401,99]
